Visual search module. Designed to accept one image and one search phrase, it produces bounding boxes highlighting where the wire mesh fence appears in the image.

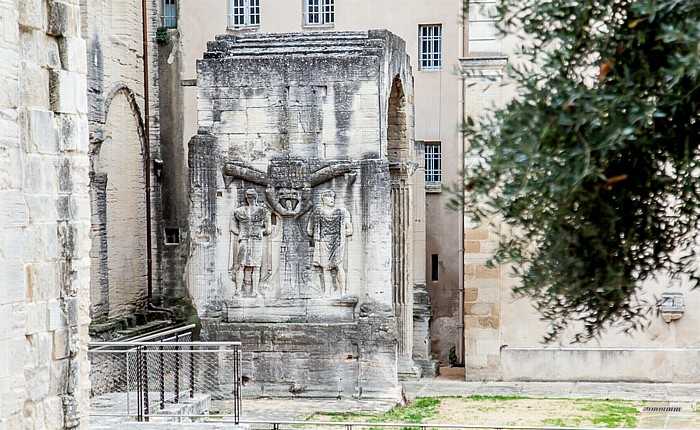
[89,329,242,423]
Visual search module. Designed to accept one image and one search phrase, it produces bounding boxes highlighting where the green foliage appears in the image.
[454,0,700,341]
[578,400,640,427]
[156,26,170,45]
[376,398,441,426]
[309,398,441,430]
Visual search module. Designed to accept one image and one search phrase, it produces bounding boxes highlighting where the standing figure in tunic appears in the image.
[231,188,272,297]
[307,190,353,296]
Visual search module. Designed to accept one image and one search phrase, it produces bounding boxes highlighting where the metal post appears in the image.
[142,347,150,421]
[174,333,180,403]
[234,346,241,424]
[159,344,165,410]
[136,347,143,422]
[189,345,195,398]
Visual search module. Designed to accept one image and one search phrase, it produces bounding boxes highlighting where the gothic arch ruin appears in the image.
[90,86,148,320]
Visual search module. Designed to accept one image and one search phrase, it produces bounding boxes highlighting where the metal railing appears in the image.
[89,334,242,424]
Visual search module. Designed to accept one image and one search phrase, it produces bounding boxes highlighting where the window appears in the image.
[229,0,260,28]
[162,0,176,28]
[419,25,442,70]
[304,0,334,26]
[431,254,439,281]
[164,228,180,245]
[425,142,442,185]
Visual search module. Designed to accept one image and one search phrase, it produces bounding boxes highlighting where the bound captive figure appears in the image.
[307,190,353,297]
[230,188,272,297]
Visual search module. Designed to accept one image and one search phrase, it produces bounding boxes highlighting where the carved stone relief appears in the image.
[224,157,356,300]
[307,190,353,297]
[229,188,273,297]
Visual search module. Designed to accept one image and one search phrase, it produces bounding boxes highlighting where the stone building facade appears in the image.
[188,30,423,399]
[1,0,91,427]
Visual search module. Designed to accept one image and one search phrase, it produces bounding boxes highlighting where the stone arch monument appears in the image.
[188,30,423,399]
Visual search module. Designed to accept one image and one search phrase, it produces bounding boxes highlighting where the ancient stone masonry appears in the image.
[1,0,91,427]
[188,30,421,399]
[84,0,165,324]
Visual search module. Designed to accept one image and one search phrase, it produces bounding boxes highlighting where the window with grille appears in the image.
[229,0,260,28]
[304,0,334,25]
[425,142,442,185]
[162,0,176,28]
[419,25,442,70]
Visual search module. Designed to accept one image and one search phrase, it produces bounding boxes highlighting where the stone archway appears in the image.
[90,88,148,320]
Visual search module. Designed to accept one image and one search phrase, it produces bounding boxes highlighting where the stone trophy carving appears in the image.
[307,190,353,297]
[224,158,356,298]
[224,158,354,218]
[230,188,272,297]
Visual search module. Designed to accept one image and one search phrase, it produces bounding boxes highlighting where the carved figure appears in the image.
[230,188,272,297]
[307,190,353,296]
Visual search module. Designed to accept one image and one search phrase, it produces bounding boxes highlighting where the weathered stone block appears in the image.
[464,288,478,302]
[465,227,490,240]
[465,240,481,253]
[25,302,47,335]
[18,0,44,30]
[0,70,19,109]
[47,0,79,37]
[57,36,86,73]
[465,302,492,316]
[26,194,58,222]
[48,299,65,331]
[52,328,70,359]
[27,365,50,401]
[478,315,500,329]
[20,61,50,109]
[0,189,29,226]
[0,4,20,45]
[22,108,58,154]
[475,264,500,279]
[49,69,87,114]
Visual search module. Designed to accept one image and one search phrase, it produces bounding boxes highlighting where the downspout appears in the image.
[457,6,467,368]
[142,0,175,323]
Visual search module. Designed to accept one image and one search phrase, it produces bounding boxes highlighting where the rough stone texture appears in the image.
[0,0,91,427]
[84,0,166,324]
[188,30,421,400]
[156,29,193,312]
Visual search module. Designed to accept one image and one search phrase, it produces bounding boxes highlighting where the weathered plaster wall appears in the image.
[189,30,419,398]
[1,0,91,427]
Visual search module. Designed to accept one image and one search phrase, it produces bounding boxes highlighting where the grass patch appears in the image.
[309,398,441,430]
[310,396,643,429]
[575,399,640,428]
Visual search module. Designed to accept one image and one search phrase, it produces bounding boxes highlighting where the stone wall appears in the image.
[84,0,164,322]
[1,0,91,427]
[188,30,420,399]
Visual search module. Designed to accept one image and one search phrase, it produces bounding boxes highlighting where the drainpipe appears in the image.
[457,7,467,368]
[142,0,175,324]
